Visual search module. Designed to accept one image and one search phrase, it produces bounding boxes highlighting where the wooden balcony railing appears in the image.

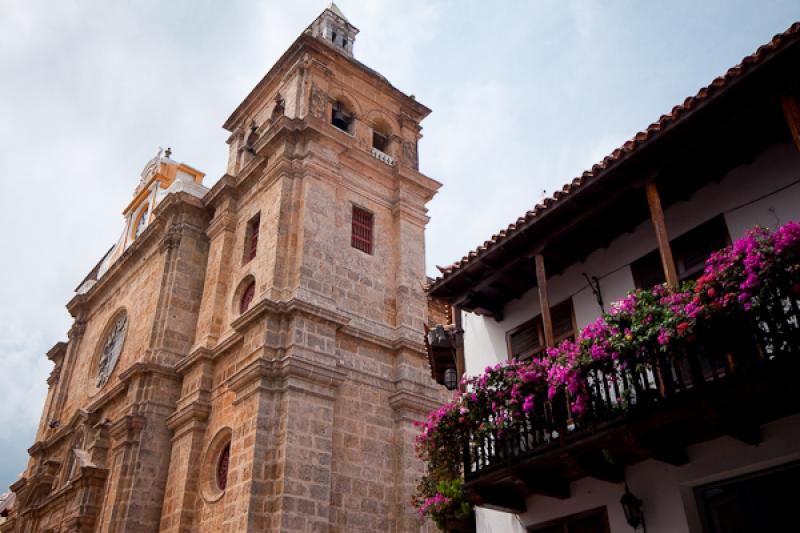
[463,286,800,483]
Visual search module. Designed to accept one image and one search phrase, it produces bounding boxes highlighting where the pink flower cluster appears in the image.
[414,221,800,529]
[417,493,452,517]
[694,221,800,314]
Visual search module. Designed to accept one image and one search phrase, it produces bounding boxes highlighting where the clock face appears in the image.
[96,314,127,388]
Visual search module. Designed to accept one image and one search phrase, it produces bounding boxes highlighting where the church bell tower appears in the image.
[3,5,445,533]
[161,4,445,532]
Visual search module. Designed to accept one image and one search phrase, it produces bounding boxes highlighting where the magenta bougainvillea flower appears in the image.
[414,221,800,530]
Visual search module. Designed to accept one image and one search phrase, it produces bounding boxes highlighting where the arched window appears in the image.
[239,279,256,314]
[372,129,390,154]
[331,101,354,133]
[216,443,230,491]
[133,205,149,239]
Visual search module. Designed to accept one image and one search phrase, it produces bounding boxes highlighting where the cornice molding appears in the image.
[118,361,180,384]
[165,400,211,433]
[388,389,442,418]
[228,355,347,405]
[109,414,146,447]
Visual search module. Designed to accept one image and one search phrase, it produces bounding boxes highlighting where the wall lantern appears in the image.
[443,367,458,390]
[620,484,646,531]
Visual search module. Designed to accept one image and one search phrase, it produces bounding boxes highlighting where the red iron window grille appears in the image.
[240,281,255,314]
[351,206,374,254]
[216,443,230,491]
[245,214,260,262]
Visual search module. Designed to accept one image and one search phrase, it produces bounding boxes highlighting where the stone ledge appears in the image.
[118,361,180,383]
[388,389,444,420]
[109,414,146,447]
[228,355,347,405]
[166,400,211,438]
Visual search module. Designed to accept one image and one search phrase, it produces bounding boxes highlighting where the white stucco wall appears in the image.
[463,142,800,532]
[463,142,800,376]
[501,414,800,533]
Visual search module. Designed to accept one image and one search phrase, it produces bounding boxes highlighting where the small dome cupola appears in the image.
[308,2,359,57]
[75,148,208,295]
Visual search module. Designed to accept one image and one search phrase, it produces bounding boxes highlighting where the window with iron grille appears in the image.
[216,443,230,491]
[243,213,260,263]
[351,205,374,254]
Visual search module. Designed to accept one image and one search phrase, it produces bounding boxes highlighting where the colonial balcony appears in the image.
[462,294,800,513]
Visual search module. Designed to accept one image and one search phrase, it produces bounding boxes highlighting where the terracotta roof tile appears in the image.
[428,21,800,292]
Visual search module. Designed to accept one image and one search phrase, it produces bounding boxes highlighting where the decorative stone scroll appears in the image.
[309,83,328,119]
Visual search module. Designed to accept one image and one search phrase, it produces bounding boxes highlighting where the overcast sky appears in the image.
[1,0,799,490]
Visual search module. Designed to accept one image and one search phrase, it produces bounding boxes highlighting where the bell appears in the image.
[332,108,349,130]
[444,367,458,390]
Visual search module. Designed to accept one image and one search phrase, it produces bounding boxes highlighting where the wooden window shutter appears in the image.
[508,318,543,361]
[551,299,576,343]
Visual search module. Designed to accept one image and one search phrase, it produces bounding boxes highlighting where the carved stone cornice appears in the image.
[390,201,430,228]
[46,342,68,387]
[228,355,347,405]
[229,293,426,355]
[9,476,27,494]
[46,342,68,362]
[165,400,211,437]
[176,346,214,375]
[84,380,128,414]
[388,390,442,420]
[118,361,180,384]
[109,415,146,448]
[206,209,237,240]
[202,173,238,208]
[67,320,86,341]
[160,222,183,252]
[391,336,427,354]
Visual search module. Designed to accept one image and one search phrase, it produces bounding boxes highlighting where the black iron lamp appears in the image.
[620,484,646,531]
[443,367,458,390]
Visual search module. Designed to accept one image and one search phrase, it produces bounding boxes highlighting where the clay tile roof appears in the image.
[427,21,800,293]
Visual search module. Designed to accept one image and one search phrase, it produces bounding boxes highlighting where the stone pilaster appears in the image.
[160,350,214,533]
[102,414,146,533]
[226,359,283,532]
[389,387,444,533]
[194,190,238,348]
[147,202,210,367]
[49,319,86,432]
[160,400,211,532]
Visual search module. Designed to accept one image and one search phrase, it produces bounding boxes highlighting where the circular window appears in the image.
[95,311,128,389]
[239,279,256,314]
[216,443,230,491]
[201,428,232,503]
